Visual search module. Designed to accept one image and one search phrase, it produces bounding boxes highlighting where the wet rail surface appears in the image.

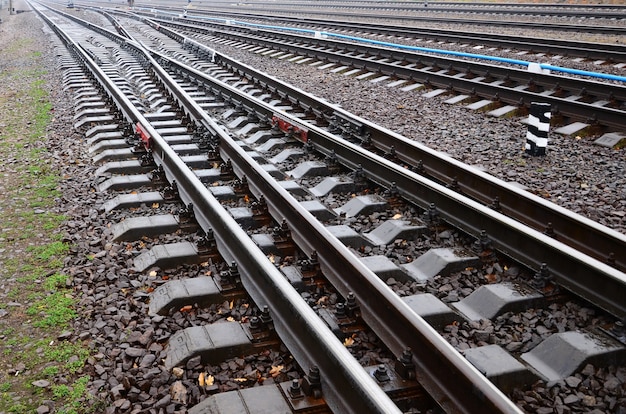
[31,1,626,413]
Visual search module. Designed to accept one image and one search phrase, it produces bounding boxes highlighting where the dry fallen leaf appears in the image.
[180,305,193,313]
[484,274,499,284]
[234,378,247,382]
[343,337,354,346]
[198,372,205,387]
[229,300,234,310]
[392,213,402,220]
[152,202,160,208]
[149,270,157,277]
[226,316,235,322]
[269,365,283,377]
[206,374,215,386]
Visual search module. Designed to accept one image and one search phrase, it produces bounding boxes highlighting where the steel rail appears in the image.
[210,55,626,273]
[145,47,525,414]
[131,15,626,312]
[189,2,626,19]
[120,2,626,321]
[156,48,626,320]
[140,5,626,35]
[129,6,626,63]
[147,38,625,412]
[31,4,405,413]
[145,18,626,130]
[194,15,626,63]
[36,6,626,413]
[37,4,525,411]
[271,1,624,9]
[135,0,626,11]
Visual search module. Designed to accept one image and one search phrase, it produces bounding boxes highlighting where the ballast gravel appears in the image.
[4,5,625,413]
[212,42,626,236]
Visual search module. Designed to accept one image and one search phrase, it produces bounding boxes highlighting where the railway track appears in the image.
[142,12,626,64]
[203,1,626,20]
[154,0,626,18]
[97,9,626,305]
[122,10,626,135]
[128,0,626,36]
[29,1,626,412]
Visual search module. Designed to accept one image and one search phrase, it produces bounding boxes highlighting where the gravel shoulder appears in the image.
[0,7,97,413]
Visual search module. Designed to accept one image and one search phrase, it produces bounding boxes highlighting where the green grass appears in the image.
[29,241,70,261]
[0,39,96,412]
[42,366,60,377]
[28,290,77,328]
[56,376,97,414]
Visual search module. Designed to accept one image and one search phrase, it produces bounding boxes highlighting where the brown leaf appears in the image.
[269,365,283,377]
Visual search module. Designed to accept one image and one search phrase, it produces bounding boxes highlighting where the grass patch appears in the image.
[42,366,60,377]
[44,342,90,375]
[29,241,69,261]
[0,32,94,413]
[27,290,76,328]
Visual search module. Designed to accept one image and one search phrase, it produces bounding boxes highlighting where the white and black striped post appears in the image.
[525,102,551,156]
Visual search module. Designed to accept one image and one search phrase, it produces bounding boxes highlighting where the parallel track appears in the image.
[106,11,626,277]
[127,12,626,132]
[179,13,626,64]
[131,1,626,35]
[32,1,626,412]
